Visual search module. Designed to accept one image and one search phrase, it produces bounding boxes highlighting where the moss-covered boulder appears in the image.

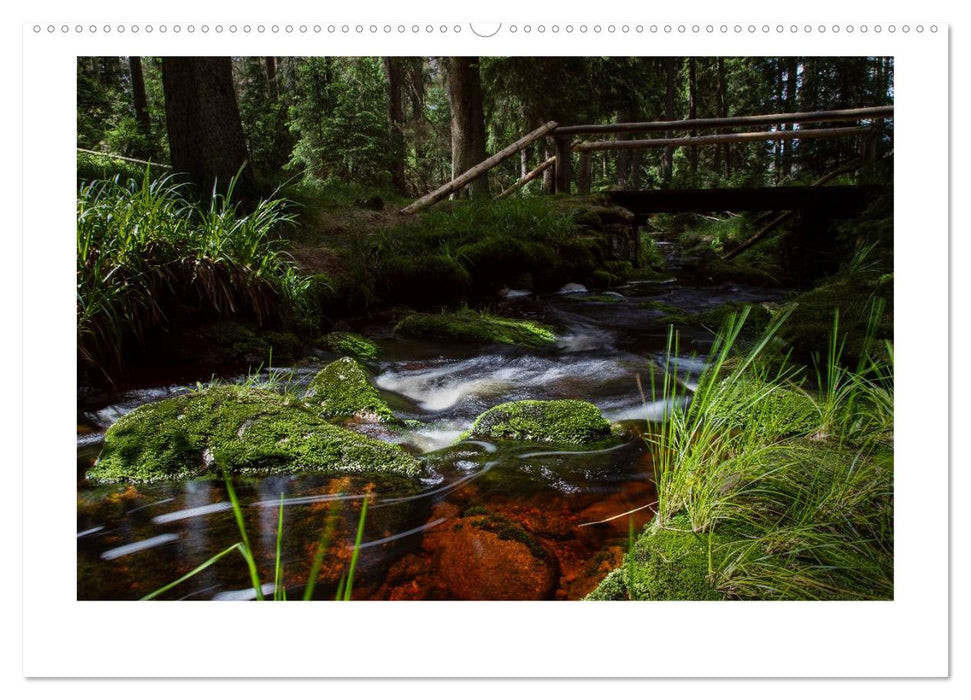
[394,310,556,348]
[660,302,774,334]
[323,331,380,362]
[585,516,726,601]
[87,385,421,484]
[379,254,470,308]
[304,357,394,422]
[467,399,611,445]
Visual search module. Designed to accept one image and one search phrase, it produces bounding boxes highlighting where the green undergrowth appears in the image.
[77,171,311,383]
[394,309,557,348]
[588,305,894,601]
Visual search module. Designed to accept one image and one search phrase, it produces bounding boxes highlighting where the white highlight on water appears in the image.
[151,502,233,524]
[356,517,448,550]
[212,583,276,601]
[100,533,179,560]
[77,526,104,538]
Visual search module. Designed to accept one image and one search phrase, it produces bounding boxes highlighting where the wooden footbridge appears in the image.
[400,105,894,224]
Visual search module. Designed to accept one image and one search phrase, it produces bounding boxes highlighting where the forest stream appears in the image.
[76,246,787,601]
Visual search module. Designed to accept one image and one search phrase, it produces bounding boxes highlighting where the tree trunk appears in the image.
[717,57,731,178]
[616,109,631,188]
[446,57,488,198]
[661,58,677,185]
[688,58,698,175]
[265,57,278,100]
[129,57,152,139]
[782,58,798,176]
[161,57,255,198]
[384,57,408,195]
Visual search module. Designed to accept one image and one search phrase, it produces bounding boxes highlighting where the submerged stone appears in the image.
[88,385,420,484]
[556,283,588,295]
[304,356,395,422]
[468,399,611,445]
[424,511,556,600]
[394,310,556,348]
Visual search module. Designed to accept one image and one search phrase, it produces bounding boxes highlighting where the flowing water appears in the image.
[77,269,784,600]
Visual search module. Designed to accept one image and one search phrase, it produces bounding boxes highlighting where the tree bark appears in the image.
[717,57,731,178]
[688,58,698,175]
[616,109,631,188]
[661,58,677,185]
[161,57,255,198]
[129,57,152,138]
[446,57,488,198]
[265,57,278,100]
[384,57,408,195]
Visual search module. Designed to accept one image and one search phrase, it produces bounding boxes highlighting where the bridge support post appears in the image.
[554,134,572,194]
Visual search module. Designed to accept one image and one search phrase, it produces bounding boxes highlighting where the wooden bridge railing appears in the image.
[400,105,893,214]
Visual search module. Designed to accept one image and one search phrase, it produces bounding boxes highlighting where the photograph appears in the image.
[75,55,895,603]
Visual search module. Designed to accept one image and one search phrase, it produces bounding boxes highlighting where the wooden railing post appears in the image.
[554,134,572,194]
[577,151,592,194]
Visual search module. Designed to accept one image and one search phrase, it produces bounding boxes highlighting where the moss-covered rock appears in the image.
[778,271,893,365]
[457,236,537,292]
[323,331,380,362]
[394,310,556,348]
[87,385,421,484]
[585,516,726,601]
[304,357,394,422]
[467,399,611,445]
[379,254,470,308]
[660,302,773,334]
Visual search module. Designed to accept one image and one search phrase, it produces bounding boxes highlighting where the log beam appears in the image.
[575,126,872,153]
[555,105,893,136]
[400,121,558,214]
[498,156,556,198]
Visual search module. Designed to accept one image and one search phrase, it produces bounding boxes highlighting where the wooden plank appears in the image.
[77,147,172,169]
[575,126,872,153]
[400,120,558,214]
[498,156,556,198]
[554,105,893,136]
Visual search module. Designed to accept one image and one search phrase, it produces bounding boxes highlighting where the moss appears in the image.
[380,254,470,308]
[467,510,549,562]
[88,385,420,484]
[468,399,611,445]
[779,271,893,365]
[304,356,394,422]
[660,302,773,334]
[707,257,781,286]
[324,331,380,362]
[587,516,726,601]
[457,236,536,292]
[394,309,556,348]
